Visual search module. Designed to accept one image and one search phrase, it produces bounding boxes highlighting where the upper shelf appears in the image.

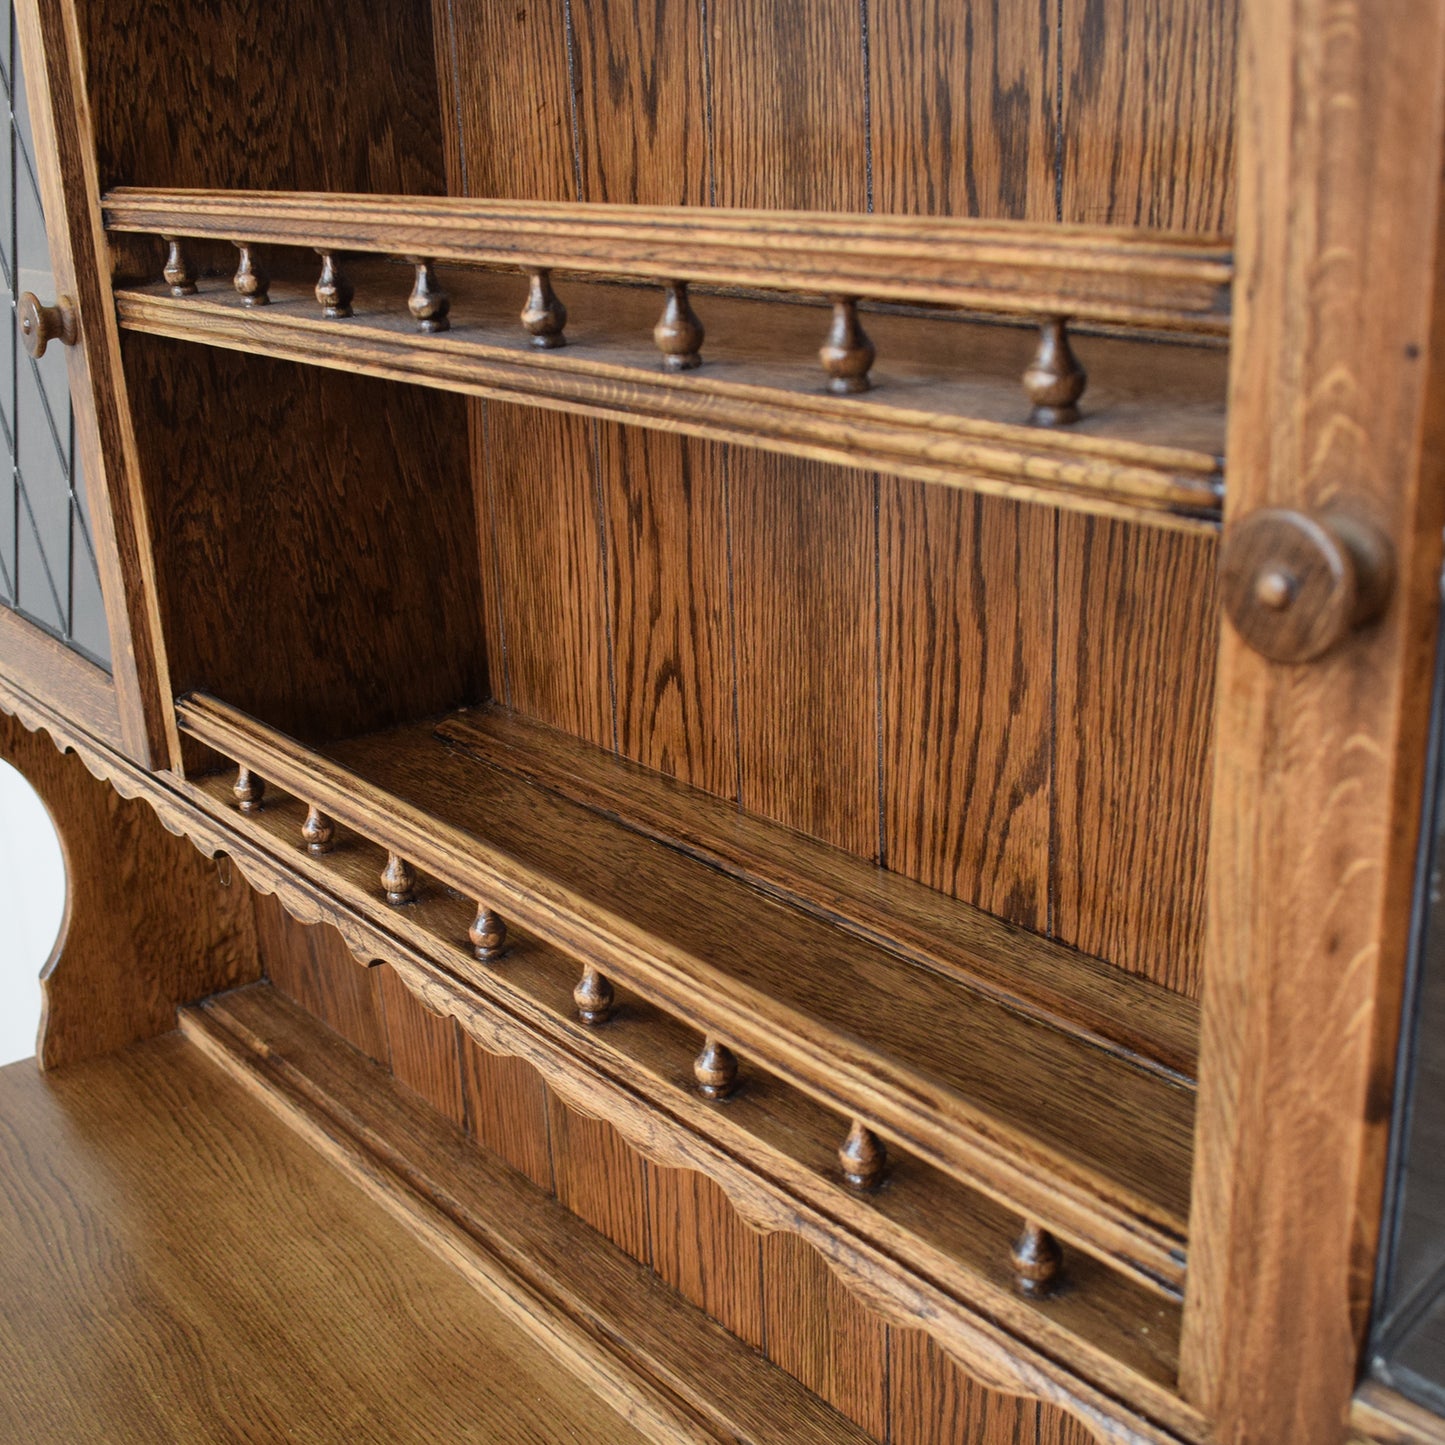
[103,188,1233,333]
[103,189,1230,531]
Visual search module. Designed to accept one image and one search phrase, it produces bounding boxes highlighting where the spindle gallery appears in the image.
[3,2,1441,1443]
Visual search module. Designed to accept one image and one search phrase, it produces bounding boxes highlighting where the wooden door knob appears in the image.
[18,292,77,358]
[1220,509,1393,662]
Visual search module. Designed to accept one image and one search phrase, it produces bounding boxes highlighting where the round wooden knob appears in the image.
[1220,509,1393,662]
[17,292,77,358]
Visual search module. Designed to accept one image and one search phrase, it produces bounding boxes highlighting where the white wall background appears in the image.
[0,760,66,1065]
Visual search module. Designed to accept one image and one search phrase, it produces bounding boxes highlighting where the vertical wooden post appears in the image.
[1182,0,1445,1439]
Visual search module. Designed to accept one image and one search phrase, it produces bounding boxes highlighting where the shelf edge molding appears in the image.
[102,187,1233,335]
[175,690,1192,1298]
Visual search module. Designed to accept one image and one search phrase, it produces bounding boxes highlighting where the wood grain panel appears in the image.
[434,0,577,200]
[1052,517,1217,994]
[547,1092,651,1263]
[647,1167,764,1350]
[127,338,485,753]
[1060,0,1237,232]
[709,0,867,211]
[602,429,735,795]
[871,0,1057,221]
[569,0,709,205]
[880,485,1053,929]
[0,711,260,1069]
[252,895,388,1066]
[730,453,879,858]
[889,1330,1033,1444]
[459,1032,556,1192]
[762,1231,889,1439]
[477,401,615,749]
[80,0,445,195]
[377,965,466,1127]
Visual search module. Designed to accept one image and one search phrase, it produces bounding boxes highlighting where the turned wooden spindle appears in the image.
[301,804,335,854]
[521,268,567,348]
[162,237,197,296]
[839,1118,887,1191]
[819,297,875,394]
[314,251,354,319]
[653,280,703,371]
[381,852,417,905]
[232,243,270,306]
[694,1037,739,1100]
[232,766,265,814]
[1023,316,1086,425]
[1011,1221,1064,1298]
[407,258,450,333]
[574,966,614,1025]
[468,905,508,962]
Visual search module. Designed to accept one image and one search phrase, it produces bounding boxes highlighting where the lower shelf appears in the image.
[177,691,1195,1302]
[182,983,872,1445]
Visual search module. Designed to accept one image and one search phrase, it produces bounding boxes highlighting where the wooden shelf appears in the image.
[177,691,1196,1299]
[103,187,1232,333]
[113,263,1226,530]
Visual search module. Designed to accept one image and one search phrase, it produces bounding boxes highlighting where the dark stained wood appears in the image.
[0,708,259,1069]
[125,338,486,756]
[879,486,1054,930]
[819,298,876,395]
[377,965,466,1127]
[762,1232,890,1438]
[482,401,614,749]
[251,893,389,1066]
[568,0,709,207]
[1052,518,1217,994]
[730,453,880,859]
[0,1035,659,1445]
[653,280,705,371]
[600,429,736,796]
[0,606,124,751]
[1061,0,1237,234]
[870,0,1058,223]
[434,0,576,201]
[1025,319,1088,426]
[648,1167,766,1351]
[709,0,867,212]
[459,1032,556,1192]
[547,1094,653,1264]
[78,0,446,195]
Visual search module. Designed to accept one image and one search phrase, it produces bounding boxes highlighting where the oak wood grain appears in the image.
[890,1329,1037,1444]
[0,1034,648,1444]
[378,963,466,1127]
[125,336,486,756]
[871,0,1057,223]
[730,452,881,858]
[600,428,736,796]
[189,982,881,1445]
[762,1231,890,1438]
[166,759,1198,1441]
[0,708,259,1069]
[1060,0,1237,233]
[880,485,1055,929]
[483,400,615,748]
[438,702,1200,1078]
[1051,518,1218,994]
[253,892,389,1066]
[547,1092,653,1264]
[459,1029,556,1192]
[179,695,1198,1291]
[648,1166,766,1351]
